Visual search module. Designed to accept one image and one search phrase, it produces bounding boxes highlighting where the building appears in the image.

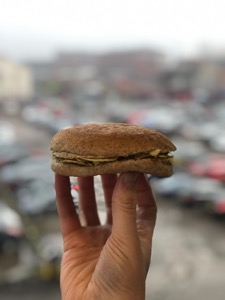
[0,57,33,103]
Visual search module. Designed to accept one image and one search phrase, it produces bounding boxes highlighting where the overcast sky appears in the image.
[1,0,225,61]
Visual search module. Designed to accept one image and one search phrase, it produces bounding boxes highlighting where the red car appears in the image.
[188,155,225,182]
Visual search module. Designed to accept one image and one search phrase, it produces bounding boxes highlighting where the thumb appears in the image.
[111,172,139,243]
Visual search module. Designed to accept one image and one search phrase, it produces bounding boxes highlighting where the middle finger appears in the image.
[77,176,100,226]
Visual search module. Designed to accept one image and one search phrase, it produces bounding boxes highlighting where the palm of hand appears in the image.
[61,226,111,300]
[61,221,153,300]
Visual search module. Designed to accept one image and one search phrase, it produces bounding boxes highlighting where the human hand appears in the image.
[55,172,157,300]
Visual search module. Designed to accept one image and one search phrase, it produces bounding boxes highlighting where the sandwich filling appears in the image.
[53,149,173,167]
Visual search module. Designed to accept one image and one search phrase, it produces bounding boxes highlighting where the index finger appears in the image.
[55,174,81,238]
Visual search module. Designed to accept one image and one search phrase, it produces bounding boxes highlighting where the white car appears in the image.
[0,121,16,144]
[0,201,24,252]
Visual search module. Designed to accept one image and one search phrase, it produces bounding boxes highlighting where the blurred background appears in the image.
[0,1,225,299]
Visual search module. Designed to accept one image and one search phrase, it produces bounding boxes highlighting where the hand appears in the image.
[55,172,157,300]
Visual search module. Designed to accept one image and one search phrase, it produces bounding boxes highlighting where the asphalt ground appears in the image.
[146,198,225,300]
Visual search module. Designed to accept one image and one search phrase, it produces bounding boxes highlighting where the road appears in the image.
[0,115,225,300]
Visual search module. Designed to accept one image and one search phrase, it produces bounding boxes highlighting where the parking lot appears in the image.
[0,103,225,300]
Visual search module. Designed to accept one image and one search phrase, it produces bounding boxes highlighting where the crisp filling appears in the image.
[53,149,173,166]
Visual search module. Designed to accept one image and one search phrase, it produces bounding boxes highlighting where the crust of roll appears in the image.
[50,123,176,157]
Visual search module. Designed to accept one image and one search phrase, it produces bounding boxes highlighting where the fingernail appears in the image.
[122,172,139,189]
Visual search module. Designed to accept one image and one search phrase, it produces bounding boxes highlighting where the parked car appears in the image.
[0,201,24,253]
[209,134,225,153]
[0,155,52,189]
[172,138,208,167]
[0,121,16,144]
[188,154,225,182]
[151,172,193,199]
[182,177,224,205]
[194,121,224,143]
[0,143,30,167]
[129,107,185,135]
[152,172,225,210]
[204,190,225,216]
[16,178,56,215]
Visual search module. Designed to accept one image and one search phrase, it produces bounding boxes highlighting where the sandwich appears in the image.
[50,123,176,177]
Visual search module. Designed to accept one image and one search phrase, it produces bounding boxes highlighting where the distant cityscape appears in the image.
[1,47,225,114]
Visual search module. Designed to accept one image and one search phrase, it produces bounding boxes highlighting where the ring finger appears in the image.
[101,173,118,225]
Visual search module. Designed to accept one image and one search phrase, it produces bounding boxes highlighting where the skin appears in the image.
[55,172,157,300]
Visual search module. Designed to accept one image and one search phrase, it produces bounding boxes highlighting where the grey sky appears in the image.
[1,0,225,61]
